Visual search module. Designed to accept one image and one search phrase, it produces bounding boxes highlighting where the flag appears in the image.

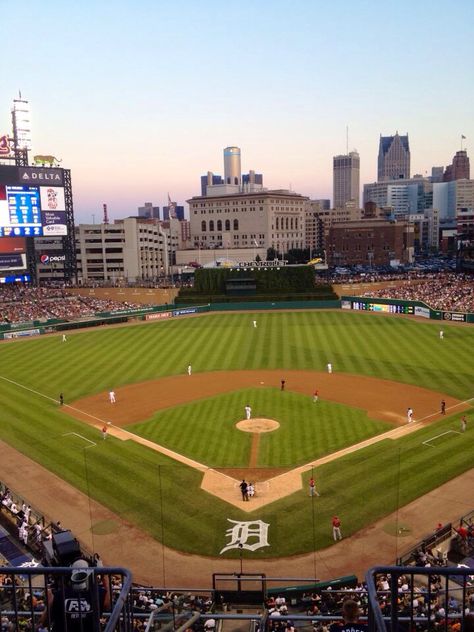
[253,239,259,247]
[462,135,466,139]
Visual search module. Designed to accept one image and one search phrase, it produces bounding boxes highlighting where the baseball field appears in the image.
[0,310,473,563]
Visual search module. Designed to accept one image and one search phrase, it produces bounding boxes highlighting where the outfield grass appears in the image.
[0,311,473,557]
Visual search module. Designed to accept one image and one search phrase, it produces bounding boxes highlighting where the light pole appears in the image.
[238,543,243,575]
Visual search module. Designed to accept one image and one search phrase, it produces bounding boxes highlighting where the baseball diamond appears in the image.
[0,309,473,583]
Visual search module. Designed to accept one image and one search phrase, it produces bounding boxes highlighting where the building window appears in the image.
[201,221,206,232]
[233,219,239,230]
[217,220,222,231]
[225,219,230,230]
[209,221,214,232]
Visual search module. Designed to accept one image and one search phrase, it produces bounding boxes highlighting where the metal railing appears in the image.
[0,566,133,632]
[365,565,474,632]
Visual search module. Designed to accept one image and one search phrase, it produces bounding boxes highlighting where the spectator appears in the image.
[329,599,367,632]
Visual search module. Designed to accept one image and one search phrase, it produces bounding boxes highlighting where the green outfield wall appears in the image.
[2,295,474,340]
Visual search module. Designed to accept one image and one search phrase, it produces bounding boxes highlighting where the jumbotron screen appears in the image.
[0,165,67,237]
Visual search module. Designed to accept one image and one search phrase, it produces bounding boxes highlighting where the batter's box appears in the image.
[61,432,97,450]
[422,430,461,448]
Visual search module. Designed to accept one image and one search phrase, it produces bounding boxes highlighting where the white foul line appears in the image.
[0,373,111,424]
[62,432,97,448]
[422,430,461,448]
[414,397,474,424]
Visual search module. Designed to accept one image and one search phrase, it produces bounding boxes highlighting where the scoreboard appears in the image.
[348,300,414,314]
[0,186,42,236]
[0,165,68,237]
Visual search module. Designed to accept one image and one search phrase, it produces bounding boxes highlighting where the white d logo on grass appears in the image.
[220,519,270,554]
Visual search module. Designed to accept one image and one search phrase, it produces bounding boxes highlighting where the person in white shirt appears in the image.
[407,407,414,423]
[327,363,333,374]
[245,405,252,420]
[109,390,116,404]
[187,364,192,376]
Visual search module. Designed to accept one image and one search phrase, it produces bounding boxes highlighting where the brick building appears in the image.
[327,219,414,267]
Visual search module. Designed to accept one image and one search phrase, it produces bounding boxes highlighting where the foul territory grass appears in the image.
[130,388,389,467]
[0,311,473,557]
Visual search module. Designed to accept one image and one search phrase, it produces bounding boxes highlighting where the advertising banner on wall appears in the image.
[18,167,63,186]
[443,311,467,322]
[0,237,25,253]
[0,253,25,269]
[146,311,172,321]
[414,306,430,319]
[40,186,65,211]
[40,210,68,236]
[0,237,27,270]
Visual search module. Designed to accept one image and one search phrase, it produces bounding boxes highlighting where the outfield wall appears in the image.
[2,296,473,340]
[341,296,474,323]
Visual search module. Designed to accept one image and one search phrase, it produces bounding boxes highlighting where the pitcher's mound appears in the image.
[236,418,280,433]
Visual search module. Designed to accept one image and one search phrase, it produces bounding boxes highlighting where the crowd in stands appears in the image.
[0,286,143,324]
[362,273,474,312]
[324,271,435,285]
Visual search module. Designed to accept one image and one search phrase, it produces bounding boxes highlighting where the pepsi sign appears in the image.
[40,254,65,265]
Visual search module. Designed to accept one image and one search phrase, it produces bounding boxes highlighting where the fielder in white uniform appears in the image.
[109,390,116,404]
[327,363,333,374]
[187,364,192,376]
[407,407,413,423]
[245,405,252,420]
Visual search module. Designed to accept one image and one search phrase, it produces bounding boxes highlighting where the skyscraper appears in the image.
[200,172,223,196]
[443,150,470,182]
[223,146,241,185]
[377,133,410,181]
[163,205,185,221]
[138,202,160,219]
[333,151,360,209]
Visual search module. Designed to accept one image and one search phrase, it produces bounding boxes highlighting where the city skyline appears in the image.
[1,0,473,222]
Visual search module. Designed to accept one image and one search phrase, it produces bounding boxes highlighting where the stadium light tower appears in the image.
[11,91,32,166]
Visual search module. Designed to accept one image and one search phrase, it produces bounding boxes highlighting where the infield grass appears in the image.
[130,388,389,467]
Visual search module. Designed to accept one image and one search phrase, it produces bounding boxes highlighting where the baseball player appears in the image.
[187,364,192,376]
[253,320,257,328]
[109,390,116,404]
[332,516,342,540]
[245,404,252,420]
[62,334,67,342]
[407,407,413,423]
[327,363,333,374]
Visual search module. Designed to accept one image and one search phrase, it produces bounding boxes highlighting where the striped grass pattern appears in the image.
[0,311,472,556]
